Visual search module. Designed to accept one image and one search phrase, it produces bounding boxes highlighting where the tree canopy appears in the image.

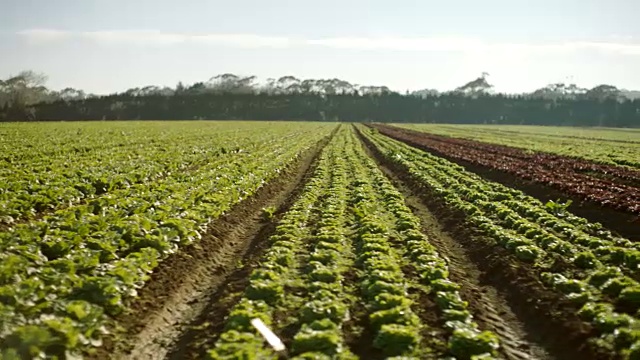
[1,71,639,127]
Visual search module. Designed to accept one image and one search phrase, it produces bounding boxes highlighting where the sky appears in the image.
[1,0,639,94]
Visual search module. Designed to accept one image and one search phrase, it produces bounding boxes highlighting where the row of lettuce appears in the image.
[0,122,329,223]
[360,125,640,358]
[208,128,500,359]
[0,123,334,358]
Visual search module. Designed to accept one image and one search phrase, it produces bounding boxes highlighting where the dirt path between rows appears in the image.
[356,126,603,360]
[93,130,334,360]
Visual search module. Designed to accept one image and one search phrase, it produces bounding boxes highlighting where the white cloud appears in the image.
[307,36,485,52]
[567,41,640,55]
[308,36,640,56]
[190,34,293,48]
[16,29,640,55]
[79,30,186,45]
[17,29,292,48]
[17,29,72,42]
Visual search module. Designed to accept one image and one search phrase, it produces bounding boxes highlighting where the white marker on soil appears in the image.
[251,318,286,352]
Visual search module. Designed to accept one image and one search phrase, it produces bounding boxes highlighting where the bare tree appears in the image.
[455,73,494,96]
[0,71,52,119]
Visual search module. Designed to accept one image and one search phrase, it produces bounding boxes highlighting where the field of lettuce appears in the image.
[0,121,638,360]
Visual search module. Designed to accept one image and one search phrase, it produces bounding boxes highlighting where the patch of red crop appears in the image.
[371,124,640,215]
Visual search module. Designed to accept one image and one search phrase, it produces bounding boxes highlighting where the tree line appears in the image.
[1,72,639,127]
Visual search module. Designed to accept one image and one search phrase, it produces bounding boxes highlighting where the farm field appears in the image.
[394,124,640,169]
[372,124,640,238]
[0,121,639,360]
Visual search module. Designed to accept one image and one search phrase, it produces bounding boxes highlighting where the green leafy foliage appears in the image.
[0,121,334,357]
[361,125,640,358]
[373,324,420,356]
[448,326,500,359]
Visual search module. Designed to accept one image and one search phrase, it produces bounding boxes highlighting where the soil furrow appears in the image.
[93,132,332,360]
[356,126,603,360]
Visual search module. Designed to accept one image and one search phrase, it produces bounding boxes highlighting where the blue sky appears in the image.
[1,0,639,94]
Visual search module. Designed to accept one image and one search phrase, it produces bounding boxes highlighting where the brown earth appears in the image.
[370,124,640,241]
[356,126,608,360]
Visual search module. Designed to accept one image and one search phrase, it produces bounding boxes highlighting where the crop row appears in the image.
[348,134,499,358]
[208,128,499,359]
[209,128,342,359]
[286,139,355,359]
[0,126,330,359]
[361,126,640,358]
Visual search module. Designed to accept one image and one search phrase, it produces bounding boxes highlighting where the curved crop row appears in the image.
[211,128,364,360]
[208,129,340,359]
[0,125,331,359]
[349,171,425,358]
[286,139,356,359]
[360,126,640,358]
[347,133,499,359]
